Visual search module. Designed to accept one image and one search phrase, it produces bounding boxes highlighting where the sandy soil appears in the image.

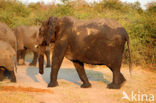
[0,58,156,103]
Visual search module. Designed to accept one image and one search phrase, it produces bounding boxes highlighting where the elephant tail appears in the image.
[126,35,132,77]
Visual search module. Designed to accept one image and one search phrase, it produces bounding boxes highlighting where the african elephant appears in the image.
[13,26,50,67]
[0,22,16,50]
[36,16,132,89]
[0,22,17,76]
[0,41,16,82]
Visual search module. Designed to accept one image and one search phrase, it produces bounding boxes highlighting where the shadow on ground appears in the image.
[26,67,111,86]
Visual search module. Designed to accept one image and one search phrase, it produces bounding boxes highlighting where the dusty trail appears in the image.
[0,58,156,103]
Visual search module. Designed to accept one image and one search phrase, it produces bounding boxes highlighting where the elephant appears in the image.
[36,16,132,89]
[13,26,51,67]
[0,22,17,50]
[0,22,17,76]
[0,41,16,82]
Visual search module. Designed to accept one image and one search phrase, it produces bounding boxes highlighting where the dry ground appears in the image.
[0,58,156,103]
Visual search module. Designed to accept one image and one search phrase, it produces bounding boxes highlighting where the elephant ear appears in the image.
[48,16,58,27]
[48,16,58,33]
[47,16,58,42]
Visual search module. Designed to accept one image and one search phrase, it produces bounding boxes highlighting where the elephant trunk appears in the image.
[39,54,44,74]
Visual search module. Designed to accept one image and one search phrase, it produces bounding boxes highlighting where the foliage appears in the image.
[0,0,155,68]
[146,1,156,13]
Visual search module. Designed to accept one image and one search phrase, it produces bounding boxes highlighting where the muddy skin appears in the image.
[38,16,132,89]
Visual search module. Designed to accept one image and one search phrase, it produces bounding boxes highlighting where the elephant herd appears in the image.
[0,16,132,89]
[0,22,51,82]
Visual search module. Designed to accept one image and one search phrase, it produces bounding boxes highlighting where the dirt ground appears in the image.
[0,58,156,103]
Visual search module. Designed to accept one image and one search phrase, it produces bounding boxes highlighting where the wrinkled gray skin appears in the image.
[37,16,132,89]
[0,41,16,82]
[13,26,50,67]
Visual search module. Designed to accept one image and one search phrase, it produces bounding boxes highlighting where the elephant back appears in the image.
[0,22,17,50]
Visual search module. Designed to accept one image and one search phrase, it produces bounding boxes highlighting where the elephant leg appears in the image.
[0,68,4,81]
[21,49,26,62]
[4,68,10,77]
[107,65,123,89]
[45,50,50,67]
[19,49,26,65]
[119,72,126,84]
[30,52,38,66]
[73,61,91,88]
[17,50,21,64]
[10,71,16,82]
[39,54,44,74]
[48,40,68,87]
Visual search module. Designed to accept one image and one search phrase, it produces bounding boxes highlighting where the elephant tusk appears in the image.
[35,45,38,48]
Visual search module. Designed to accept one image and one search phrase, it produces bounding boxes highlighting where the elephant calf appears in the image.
[0,41,16,82]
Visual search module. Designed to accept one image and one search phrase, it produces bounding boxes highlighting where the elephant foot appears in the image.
[11,78,16,83]
[17,62,26,65]
[46,64,51,68]
[10,71,16,83]
[81,82,91,88]
[48,81,59,87]
[107,83,120,89]
[120,73,126,84]
[29,63,37,66]
[4,69,10,76]
[39,69,44,75]
[0,75,4,81]
[0,69,4,81]
[18,59,25,65]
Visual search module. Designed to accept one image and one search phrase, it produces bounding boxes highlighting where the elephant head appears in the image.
[37,16,58,47]
[36,16,73,74]
[36,16,58,74]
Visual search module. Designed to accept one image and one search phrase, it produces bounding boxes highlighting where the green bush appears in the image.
[146,1,156,13]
